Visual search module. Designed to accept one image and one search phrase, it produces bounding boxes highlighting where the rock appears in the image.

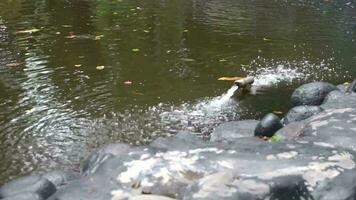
[321,93,356,110]
[337,84,348,92]
[275,122,305,140]
[254,113,283,137]
[346,80,356,93]
[82,143,134,176]
[283,106,323,124]
[322,90,344,104]
[298,108,356,150]
[43,170,81,187]
[210,120,259,142]
[0,175,56,199]
[1,192,43,200]
[291,82,337,106]
[313,169,356,200]
[270,176,312,200]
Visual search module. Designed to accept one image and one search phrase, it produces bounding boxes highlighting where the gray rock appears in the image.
[321,93,356,110]
[1,192,43,200]
[82,143,134,176]
[299,108,356,150]
[322,90,344,104]
[43,170,81,187]
[336,84,348,92]
[0,175,56,199]
[254,113,283,137]
[291,82,337,106]
[283,106,323,124]
[275,122,305,140]
[210,120,259,142]
[346,80,356,93]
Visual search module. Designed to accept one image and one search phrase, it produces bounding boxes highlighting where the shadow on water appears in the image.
[0,0,354,183]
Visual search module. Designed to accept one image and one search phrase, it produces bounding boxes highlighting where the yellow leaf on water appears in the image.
[218,77,244,81]
[132,48,140,52]
[75,64,82,67]
[124,81,133,85]
[16,28,40,34]
[96,65,105,70]
[95,35,104,40]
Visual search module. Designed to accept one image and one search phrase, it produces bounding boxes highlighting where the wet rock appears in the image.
[321,93,356,110]
[275,122,305,140]
[337,84,348,93]
[313,169,356,200]
[0,175,56,199]
[291,82,337,106]
[43,170,81,188]
[183,172,270,200]
[210,120,259,142]
[1,192,43,200]
[283,105,323,125]
[82,143,134,176]
[254,113,283,137]
[150,131,206,150]
[299,108,356,150]
[322,90,344,104]
[346,80,356,93]
[270,176,312,200]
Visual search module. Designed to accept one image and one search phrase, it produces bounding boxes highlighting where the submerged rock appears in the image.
[291,82,337,106]
[254,113,283,137]
[283,105,323,125]
[210,120,258,142]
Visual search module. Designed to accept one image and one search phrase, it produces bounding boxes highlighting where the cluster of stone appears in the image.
[1,80,356,200]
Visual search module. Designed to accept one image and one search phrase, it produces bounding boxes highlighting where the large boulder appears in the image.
[275,122,305,141]
[283,105,323,125]
[210,120,258,142]
[0,175,56,199]
[291,82,337,106]
[322,90,344,104]
[254,113,283,137]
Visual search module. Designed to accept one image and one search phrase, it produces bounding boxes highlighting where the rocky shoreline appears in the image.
[1,81,356,200]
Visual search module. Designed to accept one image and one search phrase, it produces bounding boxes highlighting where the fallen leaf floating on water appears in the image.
[263,37,271,41]
[180,58,195,62]
[96,66,105,70]
[95,35,104,40]
[218,77,244,81]
[6,62,24,67]
[124,81,133,85]
[132,48,140,52]
[75,64,82,67]
[16,28,40,34]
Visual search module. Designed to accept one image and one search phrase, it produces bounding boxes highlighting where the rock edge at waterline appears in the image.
[1,81,356,200]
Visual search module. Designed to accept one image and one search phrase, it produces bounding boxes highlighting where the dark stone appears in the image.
[291,82,337,106]
[283,106,323,125]
[210,120,259,142]
[254,113,283,137]
[346,80,356,93]
[0,175,56,199]
[43,170,81,187]
[270,176,312,200]
[1,192,43,200]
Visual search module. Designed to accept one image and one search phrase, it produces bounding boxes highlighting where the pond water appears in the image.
[0,0,354,183]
